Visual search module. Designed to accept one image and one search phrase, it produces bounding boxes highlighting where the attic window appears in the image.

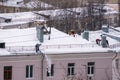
[0,42,5,48]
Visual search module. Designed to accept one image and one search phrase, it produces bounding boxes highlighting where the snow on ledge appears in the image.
[43,47,110,54]
[0,48,11,55]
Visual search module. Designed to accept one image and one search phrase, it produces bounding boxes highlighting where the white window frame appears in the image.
[68,63,75,75]
[87,62,95,77]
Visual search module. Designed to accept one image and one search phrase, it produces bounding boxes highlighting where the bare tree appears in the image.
[32,0,106,33]
[85,0,105,30]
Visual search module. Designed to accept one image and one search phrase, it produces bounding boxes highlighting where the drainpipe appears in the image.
[41,52,45,80]
[118,1,120,27]
[112,51,118,60]
[112,50,120,80]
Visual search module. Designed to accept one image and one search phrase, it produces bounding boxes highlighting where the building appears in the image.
[0,4,119,30]
[0,24,120,80]
[0,0,29,13]
[0,0,54,13]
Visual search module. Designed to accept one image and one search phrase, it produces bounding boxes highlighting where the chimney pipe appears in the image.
[36,26,44,43]
[82,30,89,40]
[102,25,109,33]
[101,35,107,48]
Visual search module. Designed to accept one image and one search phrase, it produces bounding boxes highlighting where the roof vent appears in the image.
[82,30,89,40]
[101,35,109,48]
[102,25,109,33]
[0,42,5,48]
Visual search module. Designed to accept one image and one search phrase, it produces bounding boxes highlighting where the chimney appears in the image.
[101,35,107,48]
[102,25,109,33]
[82,30,89,40]
[36,26,44,43]
[0,42,5,48]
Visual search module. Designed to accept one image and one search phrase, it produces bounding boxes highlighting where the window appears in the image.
[47,64,54,77]
[68,63,75,75]
[87,62,95,76]
[26,65,33,78]
[4,66,12,80]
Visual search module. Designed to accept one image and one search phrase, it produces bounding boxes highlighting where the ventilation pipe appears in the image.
[82,30,89,40]
[101,35,107,48]
[36,26,44,43]
[102,25,109,33]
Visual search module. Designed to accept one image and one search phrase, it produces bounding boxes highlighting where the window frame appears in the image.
[67,63,75,76]
[87,62,95,76]
[4,66,12,80]
[47,64,54,77]
[26,65,33,79]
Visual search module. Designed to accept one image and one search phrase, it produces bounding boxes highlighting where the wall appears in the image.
[0,5,29,13]
[0,52,114,80]
[0,55,42,80]
[44,52,114,80]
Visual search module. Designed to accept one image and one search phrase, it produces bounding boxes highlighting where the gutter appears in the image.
[112,50,120,80]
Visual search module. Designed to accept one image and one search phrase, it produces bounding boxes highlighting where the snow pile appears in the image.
[44,47,109,54]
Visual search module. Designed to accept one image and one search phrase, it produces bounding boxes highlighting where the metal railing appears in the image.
[109,43,120,49]
[6,43,99,53]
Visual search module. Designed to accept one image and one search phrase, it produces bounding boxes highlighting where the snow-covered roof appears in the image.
[25,0,53,9]
[0,0,24,7]
[44,47,110,54]
[0,27,109,54]
[0,27,92,46]
[0,12,37,20]
[0,12,45,27]
[0,27,39,46]
[0,0,54,9]
[0,49,11,55]
[0,24,119,55]
[89,26,120,49]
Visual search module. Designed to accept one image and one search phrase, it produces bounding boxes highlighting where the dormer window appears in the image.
[0,42,5,48]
